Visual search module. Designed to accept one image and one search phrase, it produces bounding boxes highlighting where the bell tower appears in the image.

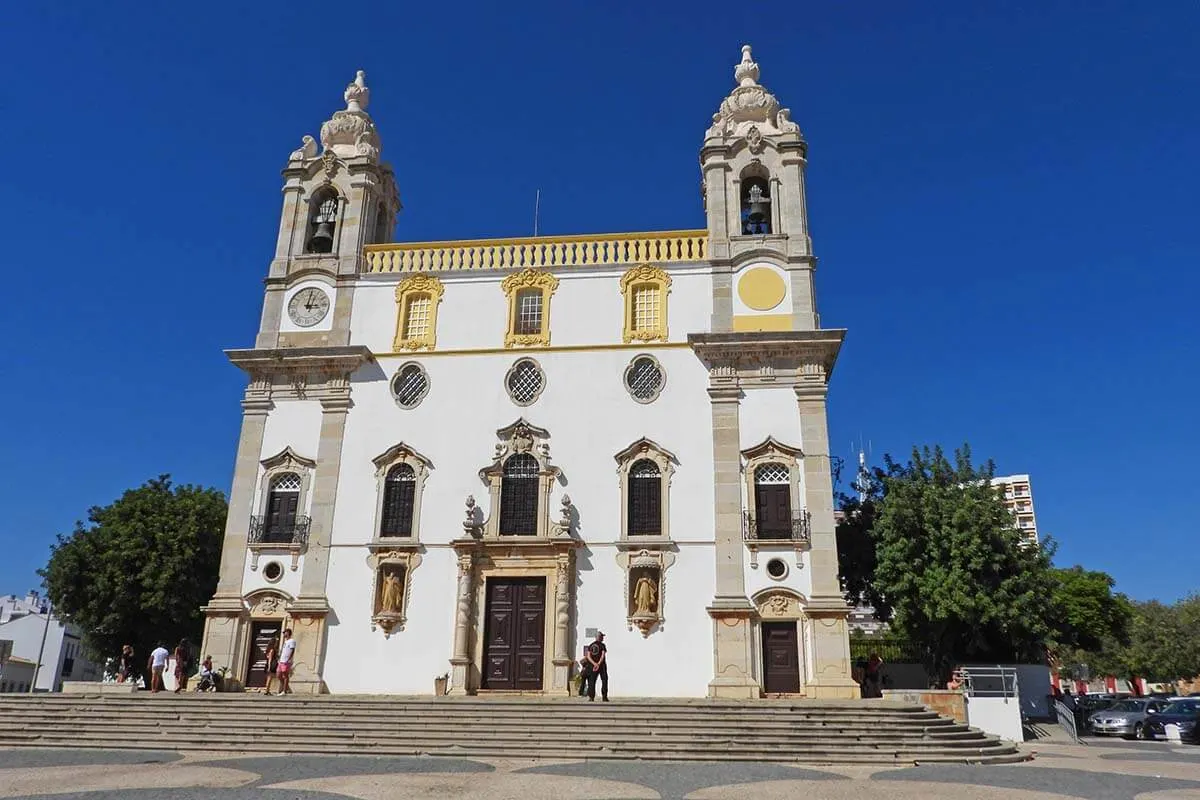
[701,46,817,333]
[256,70,401,348]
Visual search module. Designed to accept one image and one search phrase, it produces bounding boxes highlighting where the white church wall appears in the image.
[739,387,802,452]
[745,551,813,601]
[348,265,713,354]
[576,544,716,697]
[240,553,303,601]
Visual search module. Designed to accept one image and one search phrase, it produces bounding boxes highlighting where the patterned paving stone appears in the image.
[0,749,181,769]
[9,791,354,800]
[872,764,1200,800]
[195,754,494,786]
[519,760,842,799]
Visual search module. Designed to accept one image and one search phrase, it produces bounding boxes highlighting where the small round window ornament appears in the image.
[506,358,545,406]
[765,558,788,580]
[391,363,430,409]
[624,355,665,403]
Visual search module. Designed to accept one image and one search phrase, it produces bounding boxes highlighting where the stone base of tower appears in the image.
[706,604,761,698]
[803,600,860,699]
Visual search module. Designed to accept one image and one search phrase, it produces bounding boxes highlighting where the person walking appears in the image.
[147,642,169,693]
[116,645,134,684]
[275,629,296,695]
[584,631,608,702]
[862,653,884,698]
[172,639,191,693]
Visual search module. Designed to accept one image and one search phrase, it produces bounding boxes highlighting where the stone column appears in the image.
[551,552,573,694]
[706,382,760,698]
[201,386,272,681]
[448,551,475,695]
[288,388,352,694]
[796,377,858,698]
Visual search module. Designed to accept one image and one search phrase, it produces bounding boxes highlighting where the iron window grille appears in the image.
[380,464,416,536]
[249,515,312,546]
[627,459,662,535]
[743,509,811,543]
[499,454,539,535]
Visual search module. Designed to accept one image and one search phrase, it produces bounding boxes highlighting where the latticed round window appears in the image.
[263,561,284,582]
[755,463,790,485]
[766,558,788,580]
[506,358,545,406]
[624,355,665,403]
[391,363,430,409]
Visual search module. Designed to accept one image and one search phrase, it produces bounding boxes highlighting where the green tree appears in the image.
[871,445,1058,684]
[1048,566,1133,654]
[39,475,227,676]
[836,479,891,621]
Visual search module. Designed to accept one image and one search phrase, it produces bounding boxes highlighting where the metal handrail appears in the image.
[247,515,311,547]
[742,510,811,543]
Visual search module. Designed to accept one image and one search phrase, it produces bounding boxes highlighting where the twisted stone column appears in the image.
[448,552,474,695]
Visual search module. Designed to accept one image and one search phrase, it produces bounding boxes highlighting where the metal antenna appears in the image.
[533,189,541,236]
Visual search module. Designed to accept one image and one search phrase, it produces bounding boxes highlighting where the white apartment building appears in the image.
[992,474,1040,544]
[0,592,101,691]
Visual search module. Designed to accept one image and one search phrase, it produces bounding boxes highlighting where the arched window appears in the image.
[374,203,390,244]
[740,176,772,235]
[265,472,301,543]
[753,463,792,539]
[305,189,339,254]
[499,453,539,536]
[627,459,662,536]
[392,275,444,351]
[501,269,559,347]
[379,464,416,537]
[620,266,671,343]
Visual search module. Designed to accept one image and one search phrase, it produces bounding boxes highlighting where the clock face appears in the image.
[287,287,331,327]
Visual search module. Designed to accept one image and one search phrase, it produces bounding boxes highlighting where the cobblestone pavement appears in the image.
[1,739,1198,800]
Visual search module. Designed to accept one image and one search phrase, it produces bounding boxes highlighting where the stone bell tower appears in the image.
[691,46,856,698]
[255,70,401,349]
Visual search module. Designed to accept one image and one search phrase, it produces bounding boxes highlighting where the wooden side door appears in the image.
[482,577,545,690]
[754,484,791,539]
[245,621,280,688]
[761,621,801,694]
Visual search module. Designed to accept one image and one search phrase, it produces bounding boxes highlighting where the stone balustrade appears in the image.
[364,230,708,273]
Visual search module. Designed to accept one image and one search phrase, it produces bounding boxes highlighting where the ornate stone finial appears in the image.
[706,44,802,141]
[735,44,760,87]
[464,495,476,520]
[345,70,370,112]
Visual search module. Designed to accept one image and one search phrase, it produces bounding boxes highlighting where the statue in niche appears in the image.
[379,568,404,615]
[633,575,658,616]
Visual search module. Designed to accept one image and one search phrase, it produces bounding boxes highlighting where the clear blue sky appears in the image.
[2,1,1196,603]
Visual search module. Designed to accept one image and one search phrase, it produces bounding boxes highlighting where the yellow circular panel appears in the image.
[738,267,787,311]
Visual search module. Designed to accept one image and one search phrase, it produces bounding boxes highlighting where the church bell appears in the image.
[307,197,339,253]
[745,183,771,233]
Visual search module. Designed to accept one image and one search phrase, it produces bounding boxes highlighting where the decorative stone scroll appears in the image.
[616,549,676,637]
[366,549,422,637]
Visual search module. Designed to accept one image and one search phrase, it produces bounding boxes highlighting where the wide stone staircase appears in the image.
[0,694,1024,765]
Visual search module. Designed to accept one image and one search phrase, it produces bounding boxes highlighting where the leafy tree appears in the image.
[870,445,1058,684]
[39,475,227,677]
[836,478,891,621]
[1048,566,1133,654]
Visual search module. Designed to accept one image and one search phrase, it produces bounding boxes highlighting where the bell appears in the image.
[746,183,771,228]
[308,221,335,253]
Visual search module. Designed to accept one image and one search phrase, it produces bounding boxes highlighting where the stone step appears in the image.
[0,733,1022,765]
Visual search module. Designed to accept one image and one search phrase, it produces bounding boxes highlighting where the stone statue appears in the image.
[633,575,658,616]
[380,569,403,614]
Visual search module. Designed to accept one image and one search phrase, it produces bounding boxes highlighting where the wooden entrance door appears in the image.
[245,621,280,688]
[482,577,545,690]
[762,621,800,694]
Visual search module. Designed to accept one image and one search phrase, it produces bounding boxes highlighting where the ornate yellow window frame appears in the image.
[502,268,559,348]
[393,274,445,351]
[620,264,672,343]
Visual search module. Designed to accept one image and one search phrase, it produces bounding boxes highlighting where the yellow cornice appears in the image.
[372,342,692,358]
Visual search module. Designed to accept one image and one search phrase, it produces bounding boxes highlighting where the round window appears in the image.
[391,363,430,409]
[506,358,545,406]
[263,561,284,582]
[765,558,788,580]
[624,355,665,403]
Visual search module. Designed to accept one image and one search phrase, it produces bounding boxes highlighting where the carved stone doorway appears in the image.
[761,621,800,694]
[245,621,280,689]
[481,577,546,690]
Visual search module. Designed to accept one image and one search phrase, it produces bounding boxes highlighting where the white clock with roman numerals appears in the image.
[287,287,331,327]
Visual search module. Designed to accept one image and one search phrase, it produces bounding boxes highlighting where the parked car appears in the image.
[1144,699,1200,744]
[1088,699,1168,739]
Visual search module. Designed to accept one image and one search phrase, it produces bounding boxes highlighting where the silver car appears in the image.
[1089,699,1168,739]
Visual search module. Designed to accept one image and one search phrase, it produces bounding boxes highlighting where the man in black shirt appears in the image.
[585,632,608,702]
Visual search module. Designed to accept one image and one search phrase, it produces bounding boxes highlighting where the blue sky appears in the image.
[2,1,1196,603]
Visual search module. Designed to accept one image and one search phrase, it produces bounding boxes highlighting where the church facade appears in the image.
[201,46,857,699]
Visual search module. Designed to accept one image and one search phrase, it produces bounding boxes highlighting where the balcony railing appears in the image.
[743,510,812,544]
[248,515,311,547]
[363,230,708,274]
